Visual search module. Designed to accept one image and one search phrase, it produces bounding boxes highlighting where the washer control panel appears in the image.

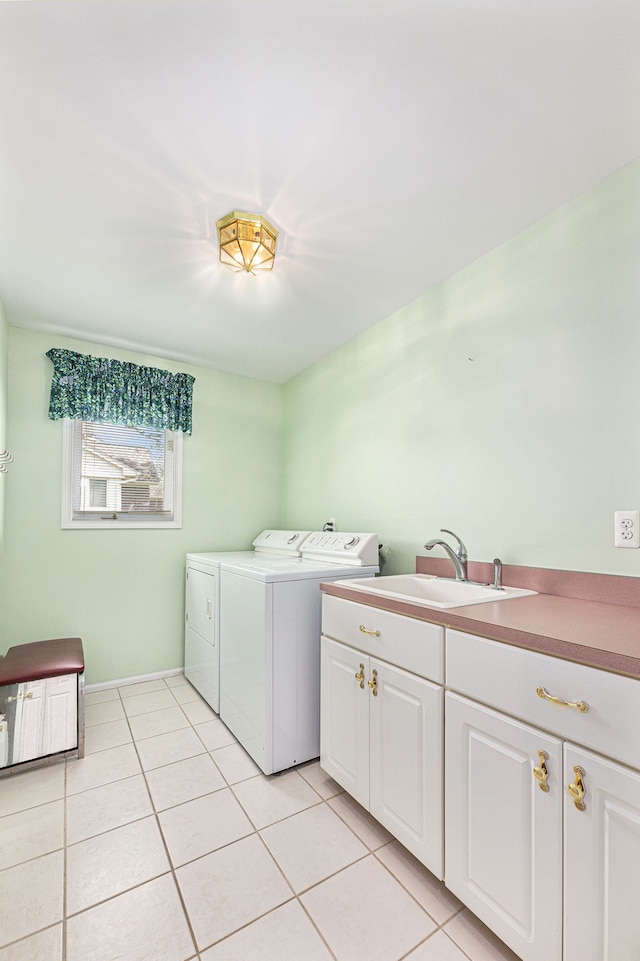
[301,532,379,567]
[252,530,311,554]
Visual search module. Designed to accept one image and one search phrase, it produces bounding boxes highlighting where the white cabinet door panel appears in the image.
[564,744,640,961]
[12,679,46,763]
[42,674,77,754]
[12,675,78,763]
[320,636,369,808]
[445,692,563,961]
[370,661,443,878]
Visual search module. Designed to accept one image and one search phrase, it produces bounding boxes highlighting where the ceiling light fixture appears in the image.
[215,211,278,274]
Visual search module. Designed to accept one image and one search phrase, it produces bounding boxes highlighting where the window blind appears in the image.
[69,420,176,520]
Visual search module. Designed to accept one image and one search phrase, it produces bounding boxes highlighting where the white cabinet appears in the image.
[9,673,78,765]
[184,560,218,711]
[369,656,442,874]
[321,636,369,807]
[446,628,640,961]
[12,678,46,764]
[445,692,563,961]
[42,672,78,755]
[563,745,640,961]
[321,596,444,877]
[321,595,640,961]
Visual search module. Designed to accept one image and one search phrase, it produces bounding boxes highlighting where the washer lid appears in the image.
[186,550,257,568]
[219,557,379,581]
[187,530,312,567]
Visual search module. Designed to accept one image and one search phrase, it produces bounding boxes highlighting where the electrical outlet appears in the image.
[614,510,640,548]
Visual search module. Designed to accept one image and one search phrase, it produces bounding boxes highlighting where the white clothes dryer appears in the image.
[184,531,310,713]
[219,531,379,774]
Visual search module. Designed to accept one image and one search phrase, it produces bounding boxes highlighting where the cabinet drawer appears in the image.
[446,630,640,769]
[322,595,443,682]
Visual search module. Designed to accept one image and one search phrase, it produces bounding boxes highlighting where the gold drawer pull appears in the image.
[359,624,380,637]
[354,664,365,689]
[536,686,588,713]
[368,669,378,696]
[533,750,550,792]
[568,765,586,811]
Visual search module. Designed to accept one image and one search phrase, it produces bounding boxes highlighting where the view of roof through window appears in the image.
[80,421,169,513]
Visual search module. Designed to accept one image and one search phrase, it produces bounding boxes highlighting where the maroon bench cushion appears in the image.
[0,638,84,686]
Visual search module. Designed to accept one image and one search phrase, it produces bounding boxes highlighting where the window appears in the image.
[89,478,107,508]
[61,420,183,529]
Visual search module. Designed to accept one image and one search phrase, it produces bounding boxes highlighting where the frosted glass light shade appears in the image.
[216,211,278,274]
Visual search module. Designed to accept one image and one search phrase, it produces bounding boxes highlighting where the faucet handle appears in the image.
[492,557,505,591]
[440,529,468,561]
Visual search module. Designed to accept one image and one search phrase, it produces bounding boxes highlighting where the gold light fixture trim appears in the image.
[216,211,278,274]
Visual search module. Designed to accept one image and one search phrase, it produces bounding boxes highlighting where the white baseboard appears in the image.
[85,667,184,694]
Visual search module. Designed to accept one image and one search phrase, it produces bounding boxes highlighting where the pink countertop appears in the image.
[321,559,640,680]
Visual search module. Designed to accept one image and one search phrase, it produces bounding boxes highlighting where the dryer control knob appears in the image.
[344,536,359,549]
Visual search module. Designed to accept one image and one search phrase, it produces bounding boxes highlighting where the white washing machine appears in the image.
[184,531,310,713]
[219,531,379,775]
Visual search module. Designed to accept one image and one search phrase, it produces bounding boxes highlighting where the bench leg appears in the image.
[77,672,85,759]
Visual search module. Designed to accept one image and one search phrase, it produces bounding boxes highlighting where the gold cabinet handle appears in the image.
[359,624,380,637]
[368,669,378,697]
[7,691,34,703]
[533,750,550,793]
[567,765,586,811]
[536,686,588,713]
[354,664,365,689]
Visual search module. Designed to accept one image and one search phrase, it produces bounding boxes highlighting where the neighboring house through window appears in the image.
[62,420,182,528]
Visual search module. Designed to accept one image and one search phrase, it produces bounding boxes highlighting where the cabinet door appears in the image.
[320,636,369,808]
[445,692,563,961]
[564,745,640,961]
[12,680,46,763]
[370,660,443,878]
[42,674,77,755]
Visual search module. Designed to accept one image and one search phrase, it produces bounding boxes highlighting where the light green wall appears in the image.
[0,300,8,569]
[283,159,640,577]
[3,159,639,682]
[3,328,282,682]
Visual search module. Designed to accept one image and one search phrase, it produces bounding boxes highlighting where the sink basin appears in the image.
[336,574,537,609]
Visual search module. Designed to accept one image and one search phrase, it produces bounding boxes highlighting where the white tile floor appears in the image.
[0,674,524,961]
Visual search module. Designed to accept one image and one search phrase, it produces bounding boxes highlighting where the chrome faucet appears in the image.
[424,529,468,581]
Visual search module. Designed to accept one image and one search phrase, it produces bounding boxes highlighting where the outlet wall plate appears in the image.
[614,510,640,548]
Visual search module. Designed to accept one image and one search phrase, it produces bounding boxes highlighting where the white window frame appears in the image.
[61,419,183,529]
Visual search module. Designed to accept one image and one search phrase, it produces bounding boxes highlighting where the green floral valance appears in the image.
[46,349,195,434]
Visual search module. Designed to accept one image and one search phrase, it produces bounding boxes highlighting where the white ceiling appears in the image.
[1,1,639,383]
